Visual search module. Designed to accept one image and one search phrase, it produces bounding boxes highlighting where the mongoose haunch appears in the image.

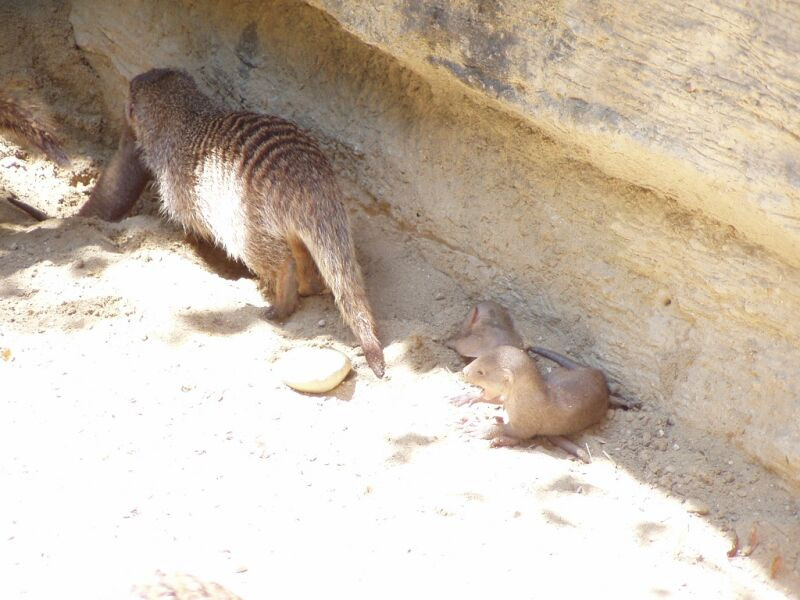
[458,345,609,461]
[99,68,384,377]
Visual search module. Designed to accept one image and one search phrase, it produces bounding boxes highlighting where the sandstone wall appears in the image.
[310,0,800,268]
[69,0,800,485]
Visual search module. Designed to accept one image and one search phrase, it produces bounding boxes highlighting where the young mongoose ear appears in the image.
[501,367,514,384]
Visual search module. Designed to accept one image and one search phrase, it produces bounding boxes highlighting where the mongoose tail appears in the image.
[295,203,385,378]
[0,95,70,167]
[527,346,584,370]
[6,194,49,221]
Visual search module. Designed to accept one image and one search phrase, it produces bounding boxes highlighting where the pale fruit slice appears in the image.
[278,347,352,393]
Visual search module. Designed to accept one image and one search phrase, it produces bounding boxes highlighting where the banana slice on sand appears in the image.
[279,347,352,393]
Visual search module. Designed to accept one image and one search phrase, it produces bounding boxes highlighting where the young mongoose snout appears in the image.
[459,345,609,459]
[84,68,384,377]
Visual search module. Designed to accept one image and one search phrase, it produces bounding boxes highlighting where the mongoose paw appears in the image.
[263,305,290,322]
[489,434,522,448]
[458,417,506,442]
[450,393,480,407]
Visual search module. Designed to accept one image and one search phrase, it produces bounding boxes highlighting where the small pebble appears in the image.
[653,439,669,452]
[317,319,326,327]
[435,292,445,300]
[686,498,710,515]
[279,346,351,393]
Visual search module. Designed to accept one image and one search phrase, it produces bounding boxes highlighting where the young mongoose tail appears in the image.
[0,94,70,167]
[125,68,384,377]
[5,193,49,221]
[527,346,583,370]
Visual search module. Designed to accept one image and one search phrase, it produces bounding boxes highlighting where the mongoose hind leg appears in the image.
[262,255,299,321]
[249,237,300,321]
[289,236,327,296]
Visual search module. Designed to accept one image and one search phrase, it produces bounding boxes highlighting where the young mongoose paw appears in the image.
[489,435,522,448]
[449,393,480,407]
[456,415,489,437]
[458,418,507,443]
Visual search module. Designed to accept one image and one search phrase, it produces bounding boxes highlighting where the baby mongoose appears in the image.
[446,300,523,357]
[78,118,151,221]
[449,301,636,409]
[458,345,609,462]
[0,93,70,167]
[85,68,384,377]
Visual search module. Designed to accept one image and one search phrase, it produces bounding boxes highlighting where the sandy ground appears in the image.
[1,134,799,599]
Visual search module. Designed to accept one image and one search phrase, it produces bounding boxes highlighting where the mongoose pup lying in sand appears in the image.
[81,68,384,377]
[448,302,613,461]
[457,345,609,462]
[449,301,636,409]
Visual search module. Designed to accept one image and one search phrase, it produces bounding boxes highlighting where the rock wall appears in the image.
[68,0,800,485]
[310,0,800,269]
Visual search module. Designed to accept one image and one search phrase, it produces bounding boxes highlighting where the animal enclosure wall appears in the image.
[68,0,800,485]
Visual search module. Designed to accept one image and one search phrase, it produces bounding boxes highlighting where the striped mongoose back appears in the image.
[125,68,384,377]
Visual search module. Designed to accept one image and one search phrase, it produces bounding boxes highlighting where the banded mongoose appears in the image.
[88,68,384,377]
